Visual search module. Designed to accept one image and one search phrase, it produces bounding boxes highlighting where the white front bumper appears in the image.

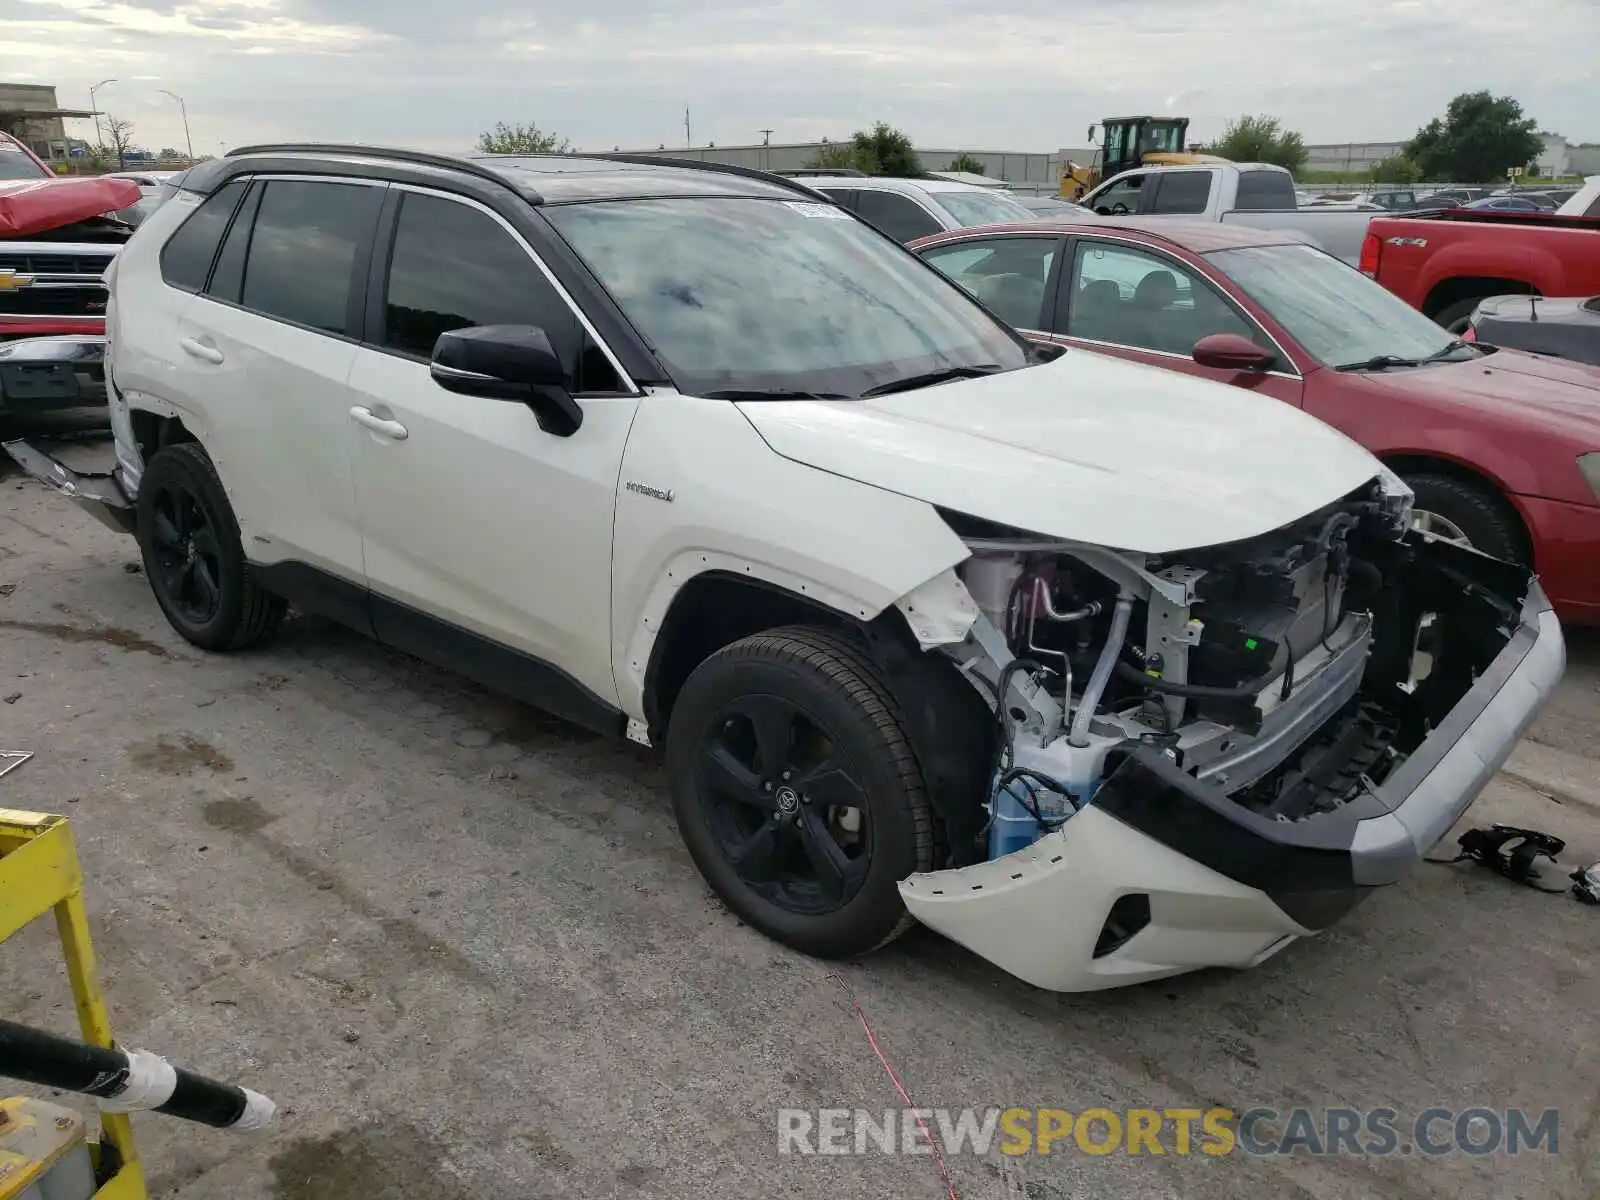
[900,807,1308,993]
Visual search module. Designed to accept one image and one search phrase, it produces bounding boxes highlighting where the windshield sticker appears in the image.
[784,201,851,219]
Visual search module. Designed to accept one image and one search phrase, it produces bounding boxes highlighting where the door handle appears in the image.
[349,406,408,441]
[179,336,224,365]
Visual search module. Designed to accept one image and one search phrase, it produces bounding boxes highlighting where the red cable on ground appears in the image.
[827,972,961,1200]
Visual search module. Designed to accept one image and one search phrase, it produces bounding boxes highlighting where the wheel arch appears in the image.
[640,566,997,863]
[129,408,199,462]
[1421,275,1537,321]
[1381,452,1535,562]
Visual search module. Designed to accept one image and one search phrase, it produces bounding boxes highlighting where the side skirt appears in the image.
[251,561,627,740]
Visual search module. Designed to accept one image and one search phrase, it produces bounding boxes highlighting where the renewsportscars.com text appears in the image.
[777,1106,1561,1158]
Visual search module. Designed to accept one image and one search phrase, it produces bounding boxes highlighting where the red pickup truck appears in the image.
[0,132,139,419]
[1360,207,1600,331]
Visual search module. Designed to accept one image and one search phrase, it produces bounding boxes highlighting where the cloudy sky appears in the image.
[4,0,1596,156]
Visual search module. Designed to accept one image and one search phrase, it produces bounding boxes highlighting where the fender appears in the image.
[609,394,973,722]
[1419,240,1534,303]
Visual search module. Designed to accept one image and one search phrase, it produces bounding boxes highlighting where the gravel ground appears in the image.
[2,434,1597,1200]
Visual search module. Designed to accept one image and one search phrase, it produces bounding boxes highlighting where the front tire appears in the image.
[1403,472,1526,563]
[665,625,935,958]
[136,442,286,651]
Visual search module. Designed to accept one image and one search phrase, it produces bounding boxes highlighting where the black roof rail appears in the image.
[583,152,832,201]
[779,168,867,178]
[223,142,539,201]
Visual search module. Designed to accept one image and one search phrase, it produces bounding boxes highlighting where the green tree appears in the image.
[803,141,866,171]
[1403,91,1542,183]
[476,121,571,154]
[1370,155,1421,185]
[851,121,920,175]
[945,152,986,174]
[1212,115,1307,174]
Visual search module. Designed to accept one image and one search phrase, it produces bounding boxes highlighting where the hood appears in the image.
[1472,297,1600,368]
[1361,350,1600,440]
[0,177,141,237]
[735,350,1384,554]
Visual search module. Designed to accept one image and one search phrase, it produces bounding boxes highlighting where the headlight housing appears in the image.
[1580,453,1600,503]
[1375,463,1415,532]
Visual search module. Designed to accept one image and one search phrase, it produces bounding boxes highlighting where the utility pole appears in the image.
[760,129,772,145]
[158,89,193,160]
[684,107,691,148]
[89,78,117,147]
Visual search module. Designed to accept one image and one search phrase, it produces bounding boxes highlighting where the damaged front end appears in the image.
[898,476,1564,992]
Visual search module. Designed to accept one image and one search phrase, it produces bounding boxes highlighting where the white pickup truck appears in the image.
[1081,162,1382,265]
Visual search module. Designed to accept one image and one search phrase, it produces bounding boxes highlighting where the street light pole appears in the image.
[158,89,193,160]
[89,78,117,147]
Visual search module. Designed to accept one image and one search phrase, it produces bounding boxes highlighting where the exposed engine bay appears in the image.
[929,475,1532,869]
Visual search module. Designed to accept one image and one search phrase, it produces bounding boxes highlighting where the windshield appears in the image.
[544,196,1031,398]
[929,189,1035,228]
[0,138,52,181]
[1206,243,1460,367]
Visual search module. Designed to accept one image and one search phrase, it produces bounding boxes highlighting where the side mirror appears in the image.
[1192,333,1276,373]
[430,325,584,437]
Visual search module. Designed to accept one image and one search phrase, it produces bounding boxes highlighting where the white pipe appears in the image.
[1069,592,1132,747]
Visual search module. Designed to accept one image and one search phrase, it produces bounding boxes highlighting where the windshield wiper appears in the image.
[1420,338,1479,363]
[859,364,1005,398]
[1334,339,1480,373]
[1332,354,1421,372]
[700,388,852,401]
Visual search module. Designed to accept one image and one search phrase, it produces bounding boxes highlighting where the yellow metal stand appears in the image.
[0,809,147,1199]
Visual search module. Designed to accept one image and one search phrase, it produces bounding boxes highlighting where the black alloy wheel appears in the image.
[665,626,935,958]
[148,481,224,627]
[699,692,872,914]
[135,442,286,650]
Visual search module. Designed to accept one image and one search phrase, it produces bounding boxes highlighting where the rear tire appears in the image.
[136,442,286,651]
[665,625,935,958]
[1402,472,1526,563]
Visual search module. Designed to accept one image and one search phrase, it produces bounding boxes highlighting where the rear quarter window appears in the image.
[158,179,249,293]
[1234,170,1296,211]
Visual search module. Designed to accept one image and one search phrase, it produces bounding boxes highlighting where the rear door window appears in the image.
[206,182,263,304]
[159,179,249,293]
[1148,171,1212,215]
[1234,170,1297,210]
[239,180,384,335]
[853,190,944,242]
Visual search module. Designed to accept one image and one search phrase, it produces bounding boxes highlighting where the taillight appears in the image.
[1358,232,1381,277]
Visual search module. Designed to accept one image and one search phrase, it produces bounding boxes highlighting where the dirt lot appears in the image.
[2,435,1598,1200]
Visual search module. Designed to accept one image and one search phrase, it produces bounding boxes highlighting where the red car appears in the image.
[909,218,1600,624]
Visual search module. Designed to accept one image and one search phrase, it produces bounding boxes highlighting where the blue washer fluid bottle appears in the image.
[986,776,1074,860]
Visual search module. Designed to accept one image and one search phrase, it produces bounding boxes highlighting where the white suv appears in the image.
[794,173,1037,242]
[9,145,1563,992]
